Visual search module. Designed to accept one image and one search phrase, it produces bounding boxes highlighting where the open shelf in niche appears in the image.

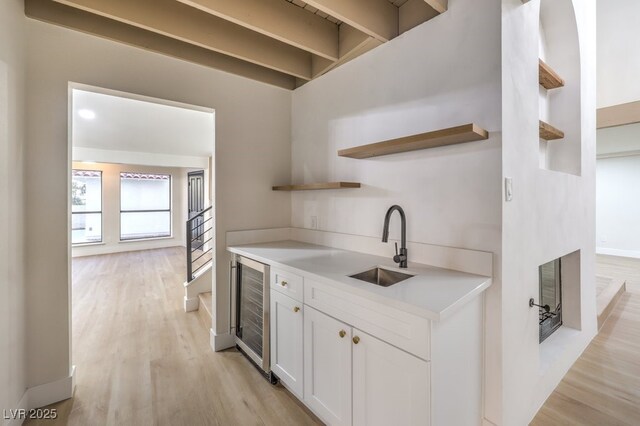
[337,123,489,159]
[539,120,564,141]
[539,59,564,90]
[272,182,361,191]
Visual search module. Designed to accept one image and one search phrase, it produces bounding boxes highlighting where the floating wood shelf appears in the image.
[539,120,564,140]
[539,59,564,90]
[337,123,489,159]
[272,182,361,191]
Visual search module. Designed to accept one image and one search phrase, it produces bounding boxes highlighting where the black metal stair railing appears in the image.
[186,206,213,282]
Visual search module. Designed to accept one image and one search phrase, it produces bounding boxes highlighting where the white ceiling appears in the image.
[72,89,214,157]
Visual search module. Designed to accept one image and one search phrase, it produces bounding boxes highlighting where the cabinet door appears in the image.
[304,306,352,426]
[270,290,304,398]
[352,329,430,426]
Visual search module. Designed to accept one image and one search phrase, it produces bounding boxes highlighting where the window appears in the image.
[120,172,171,240]
[72,170,103,244]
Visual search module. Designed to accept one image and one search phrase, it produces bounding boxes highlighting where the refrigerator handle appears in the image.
[229,259,237,335]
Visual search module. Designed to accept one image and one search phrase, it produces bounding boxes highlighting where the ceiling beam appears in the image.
[312,24,381,78]
[399,0,440,34]
[303,0,398,42]
[424,0,448,14]
[52,0,314,79]
[25,0,296,90]
[176,0,339,61]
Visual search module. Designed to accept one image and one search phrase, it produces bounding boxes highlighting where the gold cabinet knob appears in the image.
[280,281,288,287]
[339,330,346,338]
[352,336,360,344]
[293,306,300,313]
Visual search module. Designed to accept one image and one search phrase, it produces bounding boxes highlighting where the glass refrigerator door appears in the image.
[236,263,264,358]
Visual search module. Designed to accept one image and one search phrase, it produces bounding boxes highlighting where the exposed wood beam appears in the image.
[423,0,448,14]
[399,0,440,34]
[52,0,313,79]
[25,0,296,90]
[176,0,339,61]
[303,0,398,42]
[597,101,640,129]
[312,25,381,78]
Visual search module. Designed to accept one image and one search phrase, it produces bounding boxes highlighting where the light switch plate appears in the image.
[311,216,318,229]
[505,177,513,202]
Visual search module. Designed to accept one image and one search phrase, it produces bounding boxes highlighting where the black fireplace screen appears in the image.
[539,258,562,343]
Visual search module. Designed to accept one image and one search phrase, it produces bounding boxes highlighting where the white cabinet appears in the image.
[270,290,304,398]
[303,307,430,426]
[304,306,353,426]
[352,330,430,426]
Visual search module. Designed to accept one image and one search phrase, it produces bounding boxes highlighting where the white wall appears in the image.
[0,0,27,417]
[597,156,640,258]
[71,162,193,257]
[25,20,291,393]
[597,0,640,107]
[501,1,596,425]
[291,0,503,422]
[596,122,640,156]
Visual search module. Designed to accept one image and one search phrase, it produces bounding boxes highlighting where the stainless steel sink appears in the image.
[349,267,414,287]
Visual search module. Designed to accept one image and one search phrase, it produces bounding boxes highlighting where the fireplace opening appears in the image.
[538,258,563,343]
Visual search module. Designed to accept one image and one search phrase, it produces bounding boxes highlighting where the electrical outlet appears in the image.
[311,216,318,229]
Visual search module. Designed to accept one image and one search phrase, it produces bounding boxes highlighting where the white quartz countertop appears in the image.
[228,240,491,321]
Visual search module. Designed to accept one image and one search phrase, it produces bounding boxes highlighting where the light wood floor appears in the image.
[531,255,640,425]
[26,247,320,426]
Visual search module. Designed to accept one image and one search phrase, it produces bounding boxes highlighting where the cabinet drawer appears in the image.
[270,268,303,302]
[304,279,430,360]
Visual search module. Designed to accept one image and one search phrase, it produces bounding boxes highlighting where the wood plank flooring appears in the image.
[531,255,640,425]
[26,247,320,426]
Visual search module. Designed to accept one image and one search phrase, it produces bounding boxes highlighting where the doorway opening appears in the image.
[68,83,216,412]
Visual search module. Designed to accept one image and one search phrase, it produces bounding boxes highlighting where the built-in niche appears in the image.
[534,250,581,345]
[538,0,582,176]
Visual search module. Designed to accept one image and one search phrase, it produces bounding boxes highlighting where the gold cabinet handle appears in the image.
[293,306,300,313]
[352,336,360,344]
[339,330,346,338]
[280,281,288,287]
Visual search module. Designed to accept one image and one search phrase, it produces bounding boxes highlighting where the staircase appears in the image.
[596,275,626,329]
[197,291,213,327]
[183,206,214,313]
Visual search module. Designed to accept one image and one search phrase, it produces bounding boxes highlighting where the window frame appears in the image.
[119,172,173,241]
[71,169,104,245]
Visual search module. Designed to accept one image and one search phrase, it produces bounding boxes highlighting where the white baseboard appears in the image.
[210,329,235,352]
[28,366,76,410]
[184,296,200,312]
[596,247,640,259]
[4,367,76,425]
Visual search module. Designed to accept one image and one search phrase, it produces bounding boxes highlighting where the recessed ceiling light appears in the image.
[78,109,96,120]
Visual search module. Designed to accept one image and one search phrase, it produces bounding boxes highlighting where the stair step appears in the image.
[197,292,213,328]
[596,276,626,330]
